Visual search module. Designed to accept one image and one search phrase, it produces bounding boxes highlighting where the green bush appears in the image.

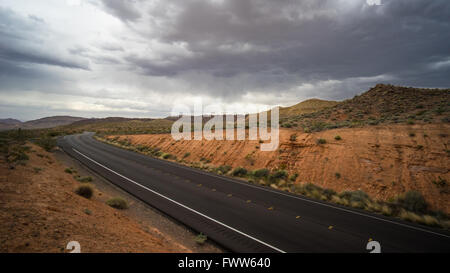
[396,191,427,213]
[36,137,56,152]
[334,135,342,140]
[7,149,29,163]
[216,165,232,174]
[195,233,207,245]
[253,168,270,178]
[65,168,73,174]
[232,167,248,177]
[270,170,288,180]
[339,190,370,203]
[289,173,299,182]
[75,185,93,199]
[317,138,327,144]
[76,176,93,183]
[183,152,191,158]
[106,197,128,210]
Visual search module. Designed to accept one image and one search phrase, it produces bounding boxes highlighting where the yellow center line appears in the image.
[227,194,232,197]
[246,200,251,203]
[268,206,274,210]
[328,225,334,230]
[296,216,301,219]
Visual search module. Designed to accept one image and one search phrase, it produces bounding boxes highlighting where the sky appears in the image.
[0,0,449,121]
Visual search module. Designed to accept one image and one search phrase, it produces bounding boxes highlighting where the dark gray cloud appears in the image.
[100,0,142,22]
[0,7,90,70]
[115,0,450,90]
[1,0,449,120]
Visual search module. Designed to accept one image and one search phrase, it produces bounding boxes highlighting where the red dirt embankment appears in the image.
[112,124,449,214]
[0,143,190,253]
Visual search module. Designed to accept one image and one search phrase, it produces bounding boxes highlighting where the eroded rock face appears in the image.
[110,124,449,213]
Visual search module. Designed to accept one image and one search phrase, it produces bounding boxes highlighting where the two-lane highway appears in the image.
[58,132,450,252]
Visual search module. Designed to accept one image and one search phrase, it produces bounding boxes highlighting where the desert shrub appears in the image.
[269,170,288,180]
[290,134,297,141]
[106,197,128,209]
[75,185,93,199]
[435,107,445,115]
[7,148,29,163]
[317,138,326,144]
[253,168,270,178]
[399,210,422,223]
[432,176,447,187]
[195,233,207,244]
[335,172,341,179]
[381,205,393,216]
[76,176,93,183]
[334,135,342,140]
[339,190,370,203]
[183,152,191,158]
[216,165,232,174]
[289,173,299,182]
[295,183,337,201]
[232,167,247,177]
[161,153,172,159]
[65,168,73,174]
[322,188,337,200]
[244,153,255,165]
[396,191,427,213]
[36,137,56,152]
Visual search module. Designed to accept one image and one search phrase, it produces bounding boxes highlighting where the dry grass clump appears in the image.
[75,185,93,199]
[106,197,128,210]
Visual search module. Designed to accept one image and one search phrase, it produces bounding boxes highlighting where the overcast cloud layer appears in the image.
[1,0,449,120]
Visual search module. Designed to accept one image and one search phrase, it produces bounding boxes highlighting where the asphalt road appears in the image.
[58,132,450,253]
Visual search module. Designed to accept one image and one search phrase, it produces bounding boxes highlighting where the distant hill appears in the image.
[279,99,338,118]
[281,84,450,131]
[0,116,87,131]
[57,117,173,135]
[0,118,22,125]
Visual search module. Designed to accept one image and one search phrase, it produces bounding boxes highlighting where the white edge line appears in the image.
[127,146,450,239]
[72,148,286,253]
[87,134,450,240]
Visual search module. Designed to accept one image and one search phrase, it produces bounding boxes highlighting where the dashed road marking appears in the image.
[72,148,286,253]
[227,194,233,197]
[296,216,301,219]
[328,226,334,230]
[268,206,274,210]
[246,200,251,203]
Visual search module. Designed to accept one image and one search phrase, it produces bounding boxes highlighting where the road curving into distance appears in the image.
[58,132,450,253]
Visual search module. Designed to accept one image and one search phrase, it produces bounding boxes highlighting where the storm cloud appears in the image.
[0,0,449,120]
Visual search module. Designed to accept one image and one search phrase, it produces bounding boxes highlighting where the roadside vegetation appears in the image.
[96,134,450,230]
[0,128,58,169]
[75,185,94,199]
[106,197,129,210]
